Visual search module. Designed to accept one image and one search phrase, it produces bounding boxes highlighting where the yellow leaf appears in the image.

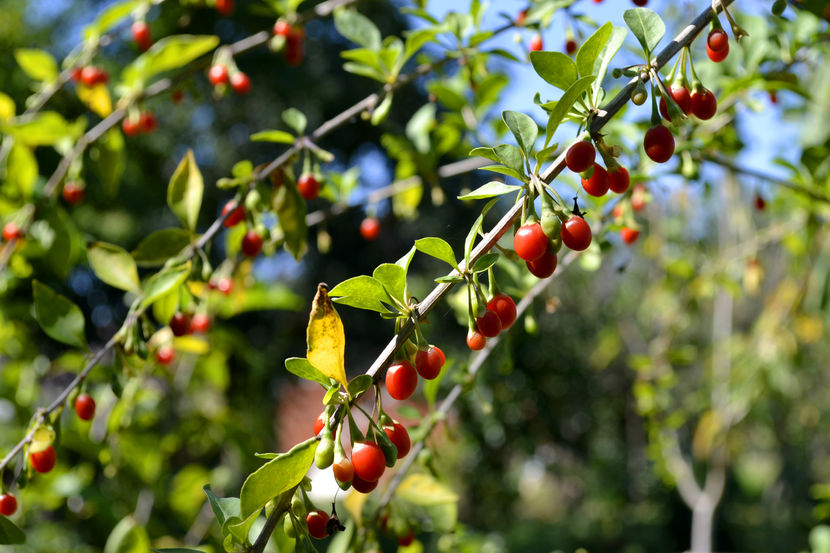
[76,83,112,118]
[0,92,15,121]
[306,284,347,388]
[174,335,210,355]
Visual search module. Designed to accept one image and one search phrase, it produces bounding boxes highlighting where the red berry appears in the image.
[75,393,96,421]
[385,360,418,400]
[122,117,140,136]
[707,29,729,53]
[172,90,184,103]
[513,222,548,262]
[581,163,610,197]
[383,420,411,459]
[466,330,486,351]
[62,182,85,205]
[526,249,557,278]
[221,201,245,227]
[755,195,766,211]
[297,174,320,200]
[397,532,415,546]
[285,28,305,66]
[769,91,778,104]
[351,473,378,493]
[565,39,577,55]
[561,216,592,251]
[30,445,56,473]
[71,67,82,82]
[516,9,528,25]
[659,84,691,121]
[306,511,330,539]
[215,0,235,16]
[476,309,502,338]
[208,64,229,86]
[632,0,647,5]
[216,277,234,295]
[230,72,251,95]
[360,217,381,241]
[241,230,263,257]
[620,227,640,244]
[2,222,22,242]
[612,204,624,220]
[191,313,211,333]
[314,411,326,436]
[529,34,543,52]
[131,21,152,51]
[0,493,17,516]
[139,111,157,133]
[608,166,630,194]
[706,40,729,62]
[631,183,646,212]
[690,88,718,120]
[565,141,595,173]
[415,346,445,380]
[333,457,354,484]
[169,312,191,337]
[643,125,675,163]
[156,345,175,365]
[352,441,385,482]
[274,20,291,36]
[80,66,108,86]
[487,294,517,329]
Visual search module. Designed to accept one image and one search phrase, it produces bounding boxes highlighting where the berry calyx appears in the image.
[241,230,263,258]
[415,345,445,380]
[75,394,96,421]
[2,222,22,242]
[476,309,502,338]
[581,163,610,197]
[62,182,85,205]
[608,166,630,194]
[360,217,381,241]
[707,29,729,53]
[561,216,592,251]
[383,420,411,459]
[690,88,718,120]
[215,0,235,16]
[297,174,320,200]
[620,227,640,244]
[208,64,229,86]
[230,72,251,95]
[565,39,577,55]
[565,141,596,173]
[221,200,245,227]
[306,511,330,539]
[466,329,486,351]
[191,313,211,333]
[526,249,557,278]
[487,294,517,329]
[333,457,354,485]
[0,493,17,516]
[514,222,548,262]
[30,445,56,473]
[170,312,192,337]
[351,474,378,493]
[131,21,152,51]
[659,84,691,121]
[529,34,543,52]
[385,360,418,400]
[156,345,175,365]
[352,441,386,482]
[643,125,675,163]
[706,40,729,63]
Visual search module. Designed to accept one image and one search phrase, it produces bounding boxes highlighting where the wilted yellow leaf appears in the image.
[76,83,112,118]
[306,284,347,388]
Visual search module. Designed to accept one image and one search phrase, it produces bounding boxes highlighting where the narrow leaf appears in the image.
[285,357,331,387]
[250,130,295,144]
[33,280,87,349]
[576,22,613,78]
[415,237,458,270]
[468,147,499,163]
[141,264,190,309]
[14,48,58,82]
[545,76,596,146]
[88,242,141,293]
[306,284,348,388]
[502,111,538,156]
[334,9,382,50]
[623,8,665,54]
[347,374,374,397]
[458,181,522,200]
[273,181,307,260]
[494,144,526,177]
[121,35,220,87]
[329,275,394,313]
[592,27,627,104]
[282,108,307,135]
[0,515,25,544]
[530,51,578,90]
[132,229,192,267]
[472,252,500,273]
[167,150,204,232]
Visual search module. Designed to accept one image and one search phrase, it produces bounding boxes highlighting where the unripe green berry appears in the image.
[315,436,334,469]
[771,0,786,15]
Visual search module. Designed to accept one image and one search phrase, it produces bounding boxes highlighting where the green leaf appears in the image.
[240,438,318,519]
[213,283,303,318]
[1,112,85,146]
[434,275,464,284]
[0,91,15,120]
[472,252,500,273]
[478,164,524,181]
[152,287,178,327]
[347,374,374,397]
[396,473,458,506]
[458,181,522,200]
[623,8,665,55]
[153,549,206,553]
[396,245,416,273]
[463,198,499,266]
[203,485,240,528]
[14,48,58,82]
[104,516,149,553]
[0,515,24,545]
[232,160,253,179]
[502,111,538,157]
[282,108,307,135]
[132,229,192,267]
[334,9,382,50]
[285,357,331,387]
[372,263,406,304]
[592,27,627,104]
[329,275,393,313]
[273,181,308,260]
[89,128,126,196]
[84,0,144,40]
[250,130,295,144]
[406,103,436,154]
[576,22,613,78]
[371,92,393,126]
[494,144,526,177]
[32,281,87,350]
[6,142,38,198]
[167,150,204,232]
[121,35,220,88]
[88,242,141,293]
[468,147,499,163]
[141,264,190,309]
[404,28,437,61]
[415,237,458,270]
[544,76,595,146]
[530,51,578,91]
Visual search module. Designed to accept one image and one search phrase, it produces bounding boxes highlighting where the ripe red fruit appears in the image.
[241,230,263,257]
[755,195,766,211]
[466,330,486,351]
[581,163,610,197]
[415,346,445,380]
[769,91,778,104]
[529,34,543,52]
[659,84,691,121]
[632,0,648,5]
[526,249,557,278]
[131,21,152,51]
[221,201,245,227]
[62,182,85,205]
[230,72,251,95]
[487,294,517,329]
[80,66,108,86]
[297,174,320,200]
[643,125,675,163]
[273,20,291,36]
[333,457,354,484]
[216,277,233,295]
[476,309,502,338]
[208,64,229,86]
[30,445,56,473]
[631,183,646,212]
[561,216,592,251]
[620,227,640,244]
[314,411,326,436]
[170,312,192,337]
[215,0,235,16]
[306,511,330,539]
[385,360,418,400]
[285,28,305,66]
[608,166,630,194]
[75,393,96,420]
[384,420,411,459]
[706,40,729,62]
[565,39,577,55]
[2,222,22,242]
[397,532,415,546]
[565,141,595,173]
[191,313,211,333]
[139,111,157,133]
[71,67,82,82]
[516,9,528,25]
[690,88,718,120]
[122,117,140,136]
[172,90,184,103]
[360,217,381,241]
[513,222,548,262]
[0,493,17,516]
[352,441,386,482]
[351,474,378,493]
[707,29,729,53]
[156,345,175,365]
